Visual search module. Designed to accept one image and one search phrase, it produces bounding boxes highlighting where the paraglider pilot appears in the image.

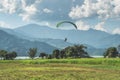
[64,38,67,42]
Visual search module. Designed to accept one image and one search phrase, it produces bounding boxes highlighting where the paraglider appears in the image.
[56,21,77,42]
[56,21,77,29]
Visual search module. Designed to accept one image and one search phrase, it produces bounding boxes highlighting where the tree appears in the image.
[64,45,90,58]
[28,48,37,59]
[39,52,47,59]
[60,49,66,58]
[74,44,88,58]
[117,45,120,58]
[104,47,119,58]
[52,49,60,59]
[4,51,17,60]
[0,50,7,60]
[117,45,120,53]
[65,46,76,58]
[47,54,53,59]
[10,51,17,59]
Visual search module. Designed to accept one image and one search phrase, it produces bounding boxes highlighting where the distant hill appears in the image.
[0,27,32,40]
[0,30,56,56]
[14,24,120,48]
[95,34,120,48]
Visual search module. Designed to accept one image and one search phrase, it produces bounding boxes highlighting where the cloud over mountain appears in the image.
[0,21,10,28]
[75,20,90,30]
[94,22,107,32]
[113,28,120,34]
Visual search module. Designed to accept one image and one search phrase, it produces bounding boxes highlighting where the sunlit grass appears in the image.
[0,58,120,80]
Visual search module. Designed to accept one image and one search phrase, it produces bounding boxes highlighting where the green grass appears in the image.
[0,58,120,80]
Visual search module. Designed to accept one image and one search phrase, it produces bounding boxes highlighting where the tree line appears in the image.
[38,44,91,59]
[29,45,120,59]
[0,45,120,60]
[28,45,91,59]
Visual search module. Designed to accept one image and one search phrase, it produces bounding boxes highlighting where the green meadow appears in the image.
[0,58,120,80]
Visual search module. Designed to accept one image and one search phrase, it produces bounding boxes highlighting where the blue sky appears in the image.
[0,0,120,34]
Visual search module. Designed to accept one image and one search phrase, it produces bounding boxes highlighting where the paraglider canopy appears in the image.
[56,21,77,29]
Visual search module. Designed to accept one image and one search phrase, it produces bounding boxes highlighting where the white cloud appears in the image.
[72,0,76,2]
[75,20,90,30]
[76,21,107,32]
[112,28,120,34]
[0,0,18,14]
[113,0,120,16]
[43,8,53,13]
[69,0,94,19]
[19,5,37,21]
[0,21,10,28]
[94,22,107,32]
[38,21,56,29]
[0,0,42,21]
[69,0,120,20]
[19,0,41,21]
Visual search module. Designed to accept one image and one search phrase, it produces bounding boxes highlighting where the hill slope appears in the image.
[0,30,56,56]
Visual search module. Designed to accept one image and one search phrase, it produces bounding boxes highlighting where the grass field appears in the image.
[0,58,120,80]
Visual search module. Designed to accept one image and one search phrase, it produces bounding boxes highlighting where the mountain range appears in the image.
[0,24,120,56]
[14,24,120,48]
